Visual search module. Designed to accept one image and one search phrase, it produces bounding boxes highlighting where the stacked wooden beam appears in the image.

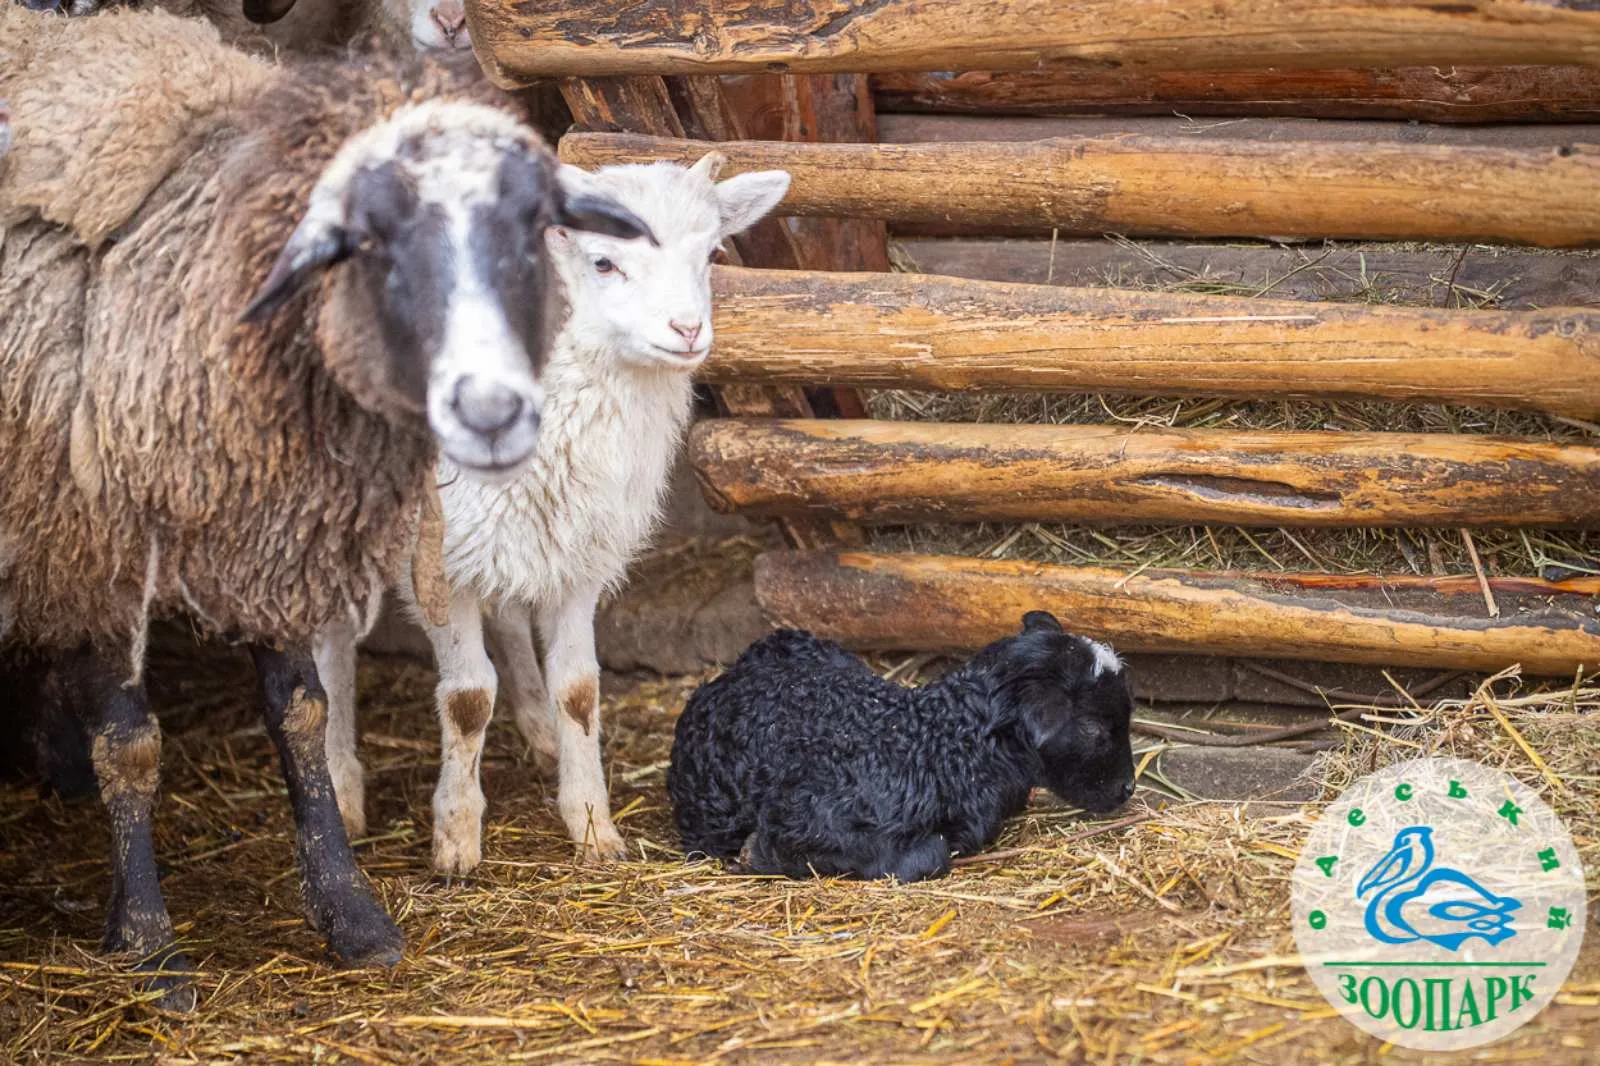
[470,0,1600,676]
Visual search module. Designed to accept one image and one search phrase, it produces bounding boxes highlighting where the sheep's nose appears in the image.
[451,376,524,437]
[430,1,467,42]
[1120,780,1136,802]
[670,320,703,346]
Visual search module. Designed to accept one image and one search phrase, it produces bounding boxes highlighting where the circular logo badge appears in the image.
[1291,757,1586,1051]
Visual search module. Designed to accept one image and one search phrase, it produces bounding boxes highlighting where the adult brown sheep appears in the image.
[0,5,648,1006]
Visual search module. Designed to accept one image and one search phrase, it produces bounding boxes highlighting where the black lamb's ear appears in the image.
[1021,611,1063,634]
[239,221,355,324]
[242,0,299,25]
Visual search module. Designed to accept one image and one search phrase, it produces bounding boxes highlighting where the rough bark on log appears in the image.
[697,267,1600,421]
[467,0,1600,83]
[754,552,1600,676]
[877,114,1600,149]
[691,419,1600,529]
[892,239,1600,310]
[872,68,1600,124]
[559,131,1600,246]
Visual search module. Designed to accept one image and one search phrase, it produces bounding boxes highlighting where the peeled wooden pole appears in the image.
[691,419,1600,529]
[468,0,1600,82]
[755,552,1600,676]
[696,267,1600,422]
[872,68,1600,124]
[560,132,1600,246]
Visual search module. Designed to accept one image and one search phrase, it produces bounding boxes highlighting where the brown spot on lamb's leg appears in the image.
[71,645,194,1010]
[250,643,402,969]
[540,586,626,863]
[418,587,497,877]
[560,675,597,736]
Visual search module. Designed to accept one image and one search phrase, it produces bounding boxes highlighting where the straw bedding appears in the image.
[1,628,1595,1064]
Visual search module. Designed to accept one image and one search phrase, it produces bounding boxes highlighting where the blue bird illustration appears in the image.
[1356,826,1520,950]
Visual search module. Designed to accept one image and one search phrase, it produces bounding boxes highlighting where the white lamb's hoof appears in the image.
[432,810,484,876]
[330,764,367,840]
[576,829,628,864]
[432,831,482,878]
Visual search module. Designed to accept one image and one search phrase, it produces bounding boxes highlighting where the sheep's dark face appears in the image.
[242,103,653,481]
[998,612,1136,814]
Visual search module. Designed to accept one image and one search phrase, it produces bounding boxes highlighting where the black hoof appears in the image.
[135,948,198,1013]
[324,905,404,969]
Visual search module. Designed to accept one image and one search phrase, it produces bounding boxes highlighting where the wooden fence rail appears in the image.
[694,268,1600,420]
[871,67,1600,123]
[755,552,1600,675]
[469,0,1600,83]
[692,419,1600,528]
[560,132,1600,246]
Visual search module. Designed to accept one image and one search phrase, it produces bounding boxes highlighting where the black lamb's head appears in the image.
[991,611,1136,813]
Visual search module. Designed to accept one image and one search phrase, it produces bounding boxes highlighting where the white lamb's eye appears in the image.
[593,256,617,275]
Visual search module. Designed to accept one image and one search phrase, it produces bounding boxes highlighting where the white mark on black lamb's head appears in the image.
[547,152,791,370]
[242,101,654,479]
[992,610,1136,814]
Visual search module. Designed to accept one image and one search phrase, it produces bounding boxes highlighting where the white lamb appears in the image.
[317,152,792,870]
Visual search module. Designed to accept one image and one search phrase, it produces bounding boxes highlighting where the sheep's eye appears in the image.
[592,256,617,275]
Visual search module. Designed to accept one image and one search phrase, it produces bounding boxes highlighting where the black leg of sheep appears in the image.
[70,646,196,1011]
[249,644,403,968]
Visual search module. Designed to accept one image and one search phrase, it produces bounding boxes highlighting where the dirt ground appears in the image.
[1,631,1595,1065]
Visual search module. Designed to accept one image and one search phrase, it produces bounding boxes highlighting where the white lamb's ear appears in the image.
[689,151,726,182]
[715,170,791,239]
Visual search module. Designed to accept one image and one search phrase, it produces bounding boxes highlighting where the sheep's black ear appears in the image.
[552,164,657,244]
[242,0,298,25]
[1022,611,1063,634]
[239,223,355,324]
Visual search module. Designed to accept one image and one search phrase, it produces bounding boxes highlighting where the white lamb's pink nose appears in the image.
[670,320,703,346]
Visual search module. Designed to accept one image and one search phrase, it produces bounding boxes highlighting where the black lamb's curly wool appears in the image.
[667,611,1136,883]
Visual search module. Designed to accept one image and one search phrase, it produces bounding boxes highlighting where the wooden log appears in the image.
[891,239,1600,311]
[558,132,1600,247]
[753,552,1600,675]
[467,0,1600,83]
[876,113,1600,149]
[698,267,1600,421]
[690,419,1600,529]
[872,68,1600,124]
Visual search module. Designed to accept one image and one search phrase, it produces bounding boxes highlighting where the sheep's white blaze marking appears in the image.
[424,183,543,475]
[1089,640,1122,677]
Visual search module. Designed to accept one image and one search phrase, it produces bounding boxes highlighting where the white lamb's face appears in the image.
[546,158,792,372]
[390,0,472,52]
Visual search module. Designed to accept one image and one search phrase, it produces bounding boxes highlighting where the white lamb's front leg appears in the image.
[420,587,498,876]
[483,605,557,776]
[538,584,625,862]
[314,617,365,840]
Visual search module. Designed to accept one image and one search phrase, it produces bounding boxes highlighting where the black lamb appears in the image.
[667,611,1137,883]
